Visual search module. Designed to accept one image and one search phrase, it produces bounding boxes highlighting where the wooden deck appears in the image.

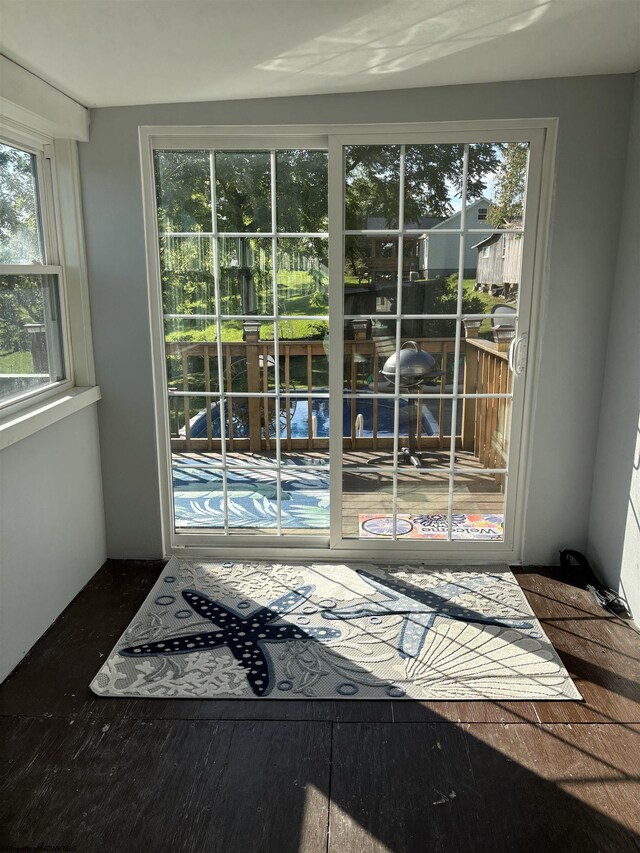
[174,449,504,538]
[1,561,639,852]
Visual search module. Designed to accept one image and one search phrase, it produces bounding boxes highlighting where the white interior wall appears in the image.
[588,72,640,619]
[0,405,106,681]
[78,74,635,562]
[0,59,106,682]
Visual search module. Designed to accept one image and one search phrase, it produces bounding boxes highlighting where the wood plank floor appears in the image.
[1,560,639,852]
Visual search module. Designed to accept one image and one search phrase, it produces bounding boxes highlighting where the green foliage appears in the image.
[402,275,485,338]
[344,143,501,228]
[0,276,44,357]
[154,150,211,233]
[0,143,41,264]
[488,143,529,227]
[156,144,504,346]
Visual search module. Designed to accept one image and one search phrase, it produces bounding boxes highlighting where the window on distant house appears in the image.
[477,207,488,221]
[0,140,69,409]
[481,246,491,258]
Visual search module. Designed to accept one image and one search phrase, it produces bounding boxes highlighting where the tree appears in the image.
[344,143,502,277]
[345,143,502,226]
[487,143,529,227]
[155,143,504,338]
[0,145,44,357]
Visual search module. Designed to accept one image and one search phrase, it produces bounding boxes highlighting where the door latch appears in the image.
[508,333,528,376]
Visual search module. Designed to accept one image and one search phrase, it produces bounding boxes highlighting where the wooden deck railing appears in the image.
[166,333,511,475]
[462,338,511,486]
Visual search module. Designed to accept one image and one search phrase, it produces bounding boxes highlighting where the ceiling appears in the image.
[1,0,639,108]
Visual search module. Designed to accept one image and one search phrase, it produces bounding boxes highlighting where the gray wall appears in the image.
[588,72,640,619]
[0,405,106,680]
[78,74,634,561]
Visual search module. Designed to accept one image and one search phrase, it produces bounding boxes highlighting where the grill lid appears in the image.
[381,341,437,385]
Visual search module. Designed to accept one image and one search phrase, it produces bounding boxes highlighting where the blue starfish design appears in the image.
[321,570,533,658]
[120,586,340,696]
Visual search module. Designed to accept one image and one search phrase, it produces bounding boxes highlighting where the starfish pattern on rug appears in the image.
[120,586,341,696]
[321,570,533,658]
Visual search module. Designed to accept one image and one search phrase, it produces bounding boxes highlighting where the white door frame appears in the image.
[139,120,557,562]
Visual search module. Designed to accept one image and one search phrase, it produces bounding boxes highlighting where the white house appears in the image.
[419,198,492,278]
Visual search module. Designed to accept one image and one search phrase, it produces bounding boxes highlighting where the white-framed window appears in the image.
[477,207,488,221]
[0,134,73,412]
[481,245,491,258]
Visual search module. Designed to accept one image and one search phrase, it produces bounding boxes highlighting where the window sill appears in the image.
[0,385,101,450]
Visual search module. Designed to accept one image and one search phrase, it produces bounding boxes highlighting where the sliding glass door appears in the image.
[331,134,539,552]
[155,143,331,538]
[143,124,547,556]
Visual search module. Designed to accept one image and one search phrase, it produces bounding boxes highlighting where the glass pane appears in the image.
[277,237,328,316]
[401,262,462,321]
[226,468,309,534]
[343,319,396,393]
[154,150,211,233]
[412,233,460,285]
[215,151,271,232]
[168,394,213,443]
[218,321,275,393]
[452,473,506,540]
[396,395,440,452]
[279,461,329,533]
[276,150,328,233]
[161,272,215,316]
[0,274,64,404]
[403,144,464,228]
[456,397,512,469]
[278,334,328,394]
[278,395,329,442]
[160,234,215,315]
[165,337,220,394]
[344,236,397,316]
[345,145,400,230]
[396,472,451,539]
[462,232,522,327]
[343,393,399,440]
[397,328,462,394]
[467,142,529,229]
[343,472,394,539]
[173,465,225,531]
[160,234,211,273]
[218,237,273,315]
[0,143,42,264]
[383,395,456,443]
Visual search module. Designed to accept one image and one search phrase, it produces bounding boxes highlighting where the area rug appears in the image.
[91,559,581,701]
[359,513,504,540]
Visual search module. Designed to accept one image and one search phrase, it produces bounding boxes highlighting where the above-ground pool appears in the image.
[182,392,453,440]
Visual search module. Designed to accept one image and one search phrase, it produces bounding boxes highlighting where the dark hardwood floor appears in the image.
[1,560,639,853]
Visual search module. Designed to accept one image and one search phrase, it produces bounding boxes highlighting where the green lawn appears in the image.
[166,274,506,343]
[461,279,508,337]
[168,272,329,343]
[0,351,33,373]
